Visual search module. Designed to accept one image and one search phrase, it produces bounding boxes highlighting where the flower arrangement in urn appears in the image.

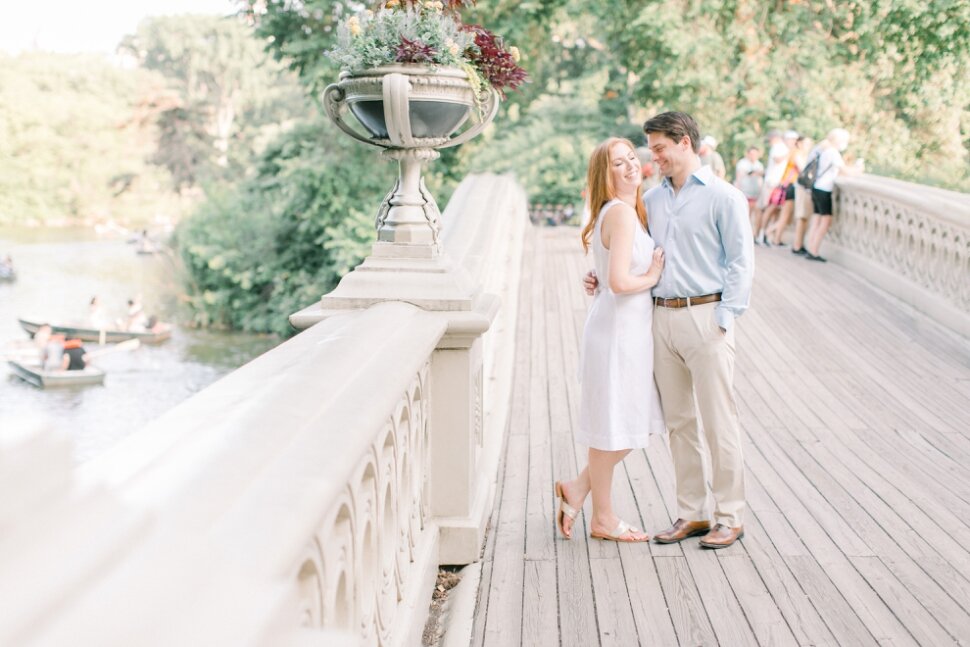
[328,0,527,99]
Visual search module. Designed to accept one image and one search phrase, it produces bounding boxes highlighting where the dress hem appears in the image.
[575,422,667,451]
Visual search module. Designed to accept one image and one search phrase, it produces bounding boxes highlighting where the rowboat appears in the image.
[135,240,160,255]
[18,318,172,344]
[7,361,105,388]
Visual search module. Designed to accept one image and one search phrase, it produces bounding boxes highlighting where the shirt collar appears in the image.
[661,164,713,191]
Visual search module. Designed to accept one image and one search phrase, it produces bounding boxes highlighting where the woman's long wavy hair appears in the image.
[581,137,648,253]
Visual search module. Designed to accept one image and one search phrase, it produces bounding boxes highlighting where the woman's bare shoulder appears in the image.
[602,201,636,223]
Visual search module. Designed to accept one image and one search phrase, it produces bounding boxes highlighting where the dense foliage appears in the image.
[0,53,181,226]
[176,115,392,335]
[592,0,970,192]
[119,15,306,192]
[3,2,966,335]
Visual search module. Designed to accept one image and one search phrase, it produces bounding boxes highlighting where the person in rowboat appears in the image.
[61,338,89,371]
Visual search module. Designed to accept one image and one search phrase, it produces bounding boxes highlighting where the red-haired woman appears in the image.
[555,138,666,543]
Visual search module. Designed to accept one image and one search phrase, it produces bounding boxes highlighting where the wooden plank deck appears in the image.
[472,226,970,647]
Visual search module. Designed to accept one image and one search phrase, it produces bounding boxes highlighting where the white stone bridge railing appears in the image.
[832,175,970,337]
[0,173,528,647]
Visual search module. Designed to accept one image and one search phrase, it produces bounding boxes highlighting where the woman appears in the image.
[769,135,812,246]
[555,138,666,543]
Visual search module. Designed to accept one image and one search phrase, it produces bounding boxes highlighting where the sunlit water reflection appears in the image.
[0,227,279,462]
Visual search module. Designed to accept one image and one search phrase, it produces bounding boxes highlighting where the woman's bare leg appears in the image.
[772,200,795,245]
[587,448,647,539]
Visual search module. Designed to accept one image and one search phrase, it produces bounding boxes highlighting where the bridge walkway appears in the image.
[472,226,970,647]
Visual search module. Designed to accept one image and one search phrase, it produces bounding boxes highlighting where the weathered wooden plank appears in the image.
[717,554,799,647]
[786,555,880,646]
[850,556,957,646]
[743,354,970,546]
[472,425,506,647]
[473,229,536,647]
[589,556,640,646]
[745,402,970,641]
[743,441,919,646]
[521,559,558,647]
[546,232,600,647]
[481,430,529,647]
[524,230,555,562]
[625,447,680,552]
[617,540,680,646]
[739,512,841,646]
[506,227,535,439]
[682,548,760,647]
[597,464,674,643]
[654,556,718,647]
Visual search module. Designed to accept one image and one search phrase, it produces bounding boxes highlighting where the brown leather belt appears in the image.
[654,293,722,308]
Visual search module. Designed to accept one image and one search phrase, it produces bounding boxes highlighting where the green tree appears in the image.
[179,0,969,335]
[121,14,306,191]
[176,115,394,335]
[0,52,183,226]
[592,0,970,189]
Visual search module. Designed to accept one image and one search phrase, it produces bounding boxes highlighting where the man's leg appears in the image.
[793,216,809,252]
[682,304,745,528]
[808,215,832,255]
[653,307,708,522]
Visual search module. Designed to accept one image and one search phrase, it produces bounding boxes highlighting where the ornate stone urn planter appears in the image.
[324,64,498,251]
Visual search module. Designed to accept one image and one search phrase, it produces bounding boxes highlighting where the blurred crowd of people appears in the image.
[88,295,158,333]
[635,126,863,262]
[531,126,862,263]
[529,203,578,227]
[732,128,863,261]
[30,324,89,372]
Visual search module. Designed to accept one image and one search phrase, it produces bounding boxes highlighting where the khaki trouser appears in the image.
[653,301,745,527]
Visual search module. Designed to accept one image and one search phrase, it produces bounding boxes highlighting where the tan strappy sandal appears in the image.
[590,519,650,543]
[554,481,579,539]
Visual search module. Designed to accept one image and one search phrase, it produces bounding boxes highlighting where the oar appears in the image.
[0,341,40,362]
[85,338,140,360]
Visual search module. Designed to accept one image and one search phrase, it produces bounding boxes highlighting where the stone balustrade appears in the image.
[831,175,970,337]
[1,304,445,647]
[0,173,528,646]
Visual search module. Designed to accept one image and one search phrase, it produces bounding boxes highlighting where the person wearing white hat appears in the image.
[754,130,794,244]
[698,135,726,179]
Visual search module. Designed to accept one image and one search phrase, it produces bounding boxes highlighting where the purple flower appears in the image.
[395,36,437,64]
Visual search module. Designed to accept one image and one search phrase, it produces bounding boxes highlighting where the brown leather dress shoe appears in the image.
[653,519,712,544]
[699,524,744,549]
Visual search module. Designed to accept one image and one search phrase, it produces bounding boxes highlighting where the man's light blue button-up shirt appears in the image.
[645,164,754,331]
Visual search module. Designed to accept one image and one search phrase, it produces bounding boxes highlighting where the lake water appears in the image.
[0,227,280,462]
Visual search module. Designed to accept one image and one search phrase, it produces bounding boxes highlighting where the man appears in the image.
[734,146,764,225]
[805,128,861,262]
[585,111,754,548]
[698,135,726,179]
[61,338,88,371]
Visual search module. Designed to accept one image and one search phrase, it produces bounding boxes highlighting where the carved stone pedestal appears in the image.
[291,243,498,565]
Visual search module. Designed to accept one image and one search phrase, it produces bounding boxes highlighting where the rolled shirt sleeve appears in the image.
[714,190,754,331]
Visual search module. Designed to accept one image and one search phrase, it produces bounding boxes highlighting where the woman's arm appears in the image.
[602,204,665,294]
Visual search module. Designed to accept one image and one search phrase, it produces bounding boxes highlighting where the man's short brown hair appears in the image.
[643,112,701,153]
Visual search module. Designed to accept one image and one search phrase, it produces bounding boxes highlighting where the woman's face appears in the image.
[609,142,641,194]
